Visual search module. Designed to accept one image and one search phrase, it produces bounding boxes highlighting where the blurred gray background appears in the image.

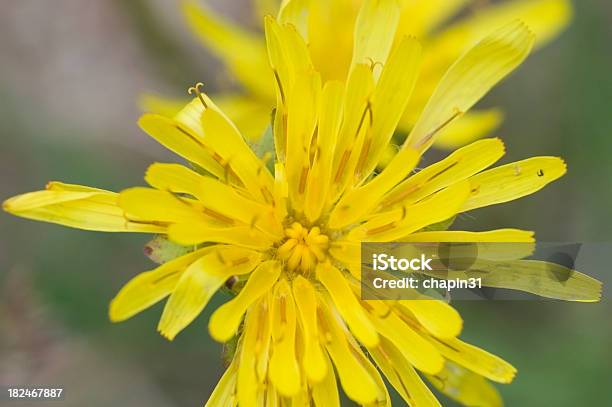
[1,0,611,405]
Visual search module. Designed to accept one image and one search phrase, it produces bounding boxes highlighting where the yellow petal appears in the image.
[351,0,400,79]
[328,240,361,279]
[138,113,225,179]
[285,71,321,213]
[167,221,273,249]
[329,147,420,229]
[3,182,164,233]
[437,0,572,52]
[427,362,502,407]
[119,187,204,224]
[398,300,463,339]
[311,351,340,407]
[265,16,314,160]
[268,279,302,396]
[308,0,357,82]
[397,0,468,37]
[145,164,283,238]
[449,259,602,302]
[157,246,261,340]
[357,36,422,181]
[292,276,328,383]
[214,93,272,141]
[278,0,309,37]
[401,229,535,243]
[428,336,516,384]
[304,80,345,222]
[209,260,281,342]
[317,298,379,405]
[369,337,442,406]
[316,263,379,347]
[139,94,185,117]
[263,385,280,407]
[381,138,505,210]
[200,107,275,202]
[182,1,274,100]
[145,163,204,195]
[329,64,374,201]
[463,156,566,211]
[205,353,239,407]
[368,309,444,375]
[237,298,270,405]
[350,181,470,242]
[405,21,534,152]
[273,161,289,220]
[433,109,504,149]
[109,248,210,322]
[345,337,390,406]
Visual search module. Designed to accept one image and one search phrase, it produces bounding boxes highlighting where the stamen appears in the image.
[366,222,396,236]
[173,123,206,147]
[125,218,169,227]
[216,250,227,266]
[272,70,285,104]
[415,108,463,148]
[355,136,372,178]
[231,257,251,267]
[279,295,287,323]
[309,126,319,165]
[334,149,352,183]
[250,214,260,230]
[152,269,181,284]
[167,190,197,207]
[426,161,459,182]
[187,82,208,108]
[316,307,333,344]
[298,166,309,194]
[379,183,422,209]
[203,207,234,224]
[346,101,374,180]
[261,187,275,205]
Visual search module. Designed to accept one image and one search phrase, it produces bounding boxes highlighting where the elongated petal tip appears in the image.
[2,197,14,213]
[108,300,125,324]
[157,326,177,341]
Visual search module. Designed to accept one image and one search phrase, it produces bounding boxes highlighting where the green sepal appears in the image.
[419,215,457,232]
[248,124,275,174]
[143,235,193,264]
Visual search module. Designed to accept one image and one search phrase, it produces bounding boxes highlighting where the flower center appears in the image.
[277,222,329,273]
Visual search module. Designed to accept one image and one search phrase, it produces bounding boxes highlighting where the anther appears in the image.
[188,82,208,108]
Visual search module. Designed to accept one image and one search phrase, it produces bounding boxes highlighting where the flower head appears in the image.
[3,4,601,407]
[145,0,573,148]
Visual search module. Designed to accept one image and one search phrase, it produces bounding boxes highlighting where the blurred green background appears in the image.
[1,0,610,406]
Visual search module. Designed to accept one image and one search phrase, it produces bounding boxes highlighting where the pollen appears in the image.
[276,222,329,273]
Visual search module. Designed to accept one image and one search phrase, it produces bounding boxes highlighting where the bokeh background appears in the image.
[1,0,610,406]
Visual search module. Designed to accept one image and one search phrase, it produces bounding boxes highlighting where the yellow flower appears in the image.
[144,0,572,149]
[4,10,601,406]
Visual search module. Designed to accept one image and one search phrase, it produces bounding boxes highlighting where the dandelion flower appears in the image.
[144,0,573,148]
[4,14,601,407]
